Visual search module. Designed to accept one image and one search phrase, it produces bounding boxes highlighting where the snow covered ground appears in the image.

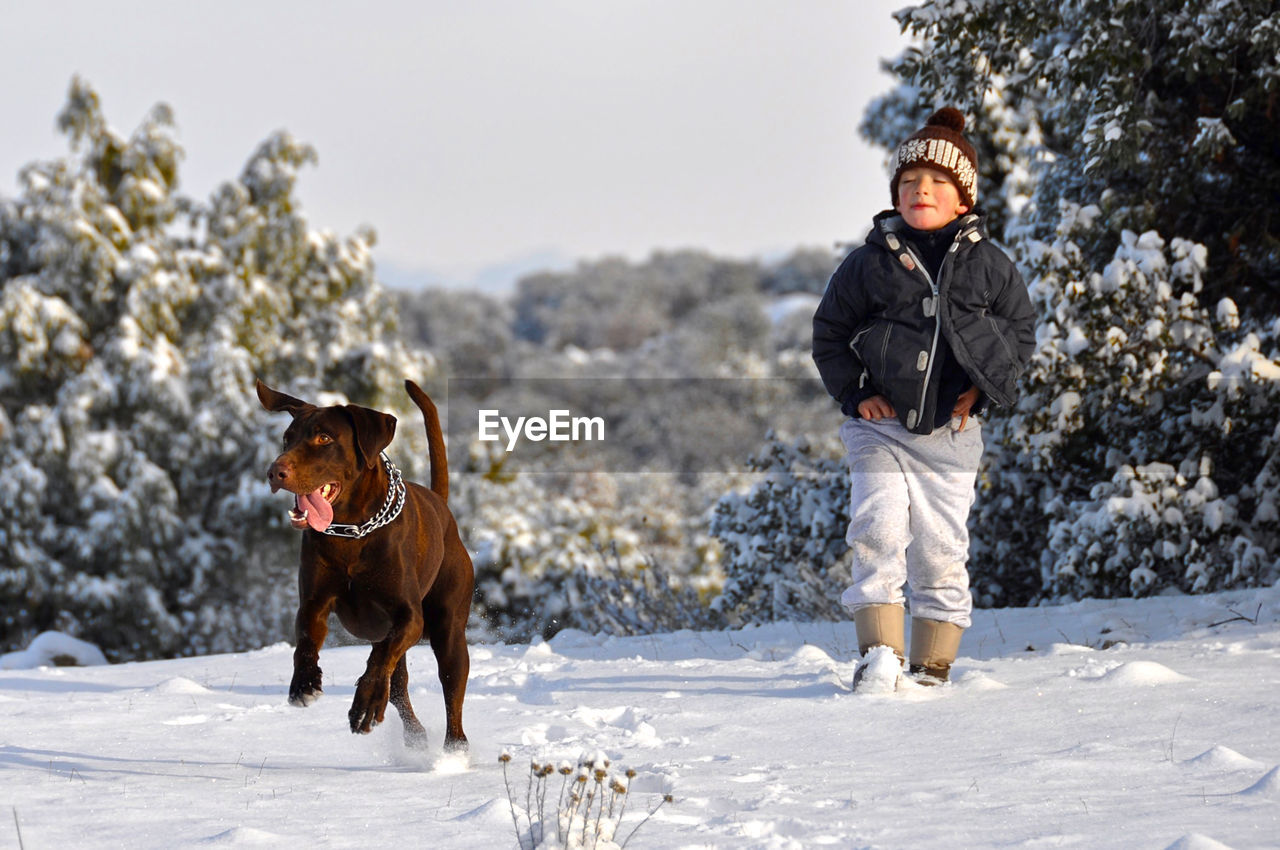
[3,585,1279,849]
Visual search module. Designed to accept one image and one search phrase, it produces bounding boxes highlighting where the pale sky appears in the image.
[1,1,910,291]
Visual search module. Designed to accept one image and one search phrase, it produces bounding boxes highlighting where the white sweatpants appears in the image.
[839,416,983,629]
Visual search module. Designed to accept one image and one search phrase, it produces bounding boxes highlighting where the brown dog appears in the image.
[257,379,472,750]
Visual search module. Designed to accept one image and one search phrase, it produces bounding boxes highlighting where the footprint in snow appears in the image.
[563,705,666,747]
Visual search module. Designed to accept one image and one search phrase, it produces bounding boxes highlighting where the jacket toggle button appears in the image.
[916,351,929,371]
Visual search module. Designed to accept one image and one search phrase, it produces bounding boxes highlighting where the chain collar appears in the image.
[321,453,406,539]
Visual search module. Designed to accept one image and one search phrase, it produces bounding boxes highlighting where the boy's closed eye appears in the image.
[901,174,952,186]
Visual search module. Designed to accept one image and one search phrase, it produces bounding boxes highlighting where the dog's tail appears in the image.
[404,380,449,501]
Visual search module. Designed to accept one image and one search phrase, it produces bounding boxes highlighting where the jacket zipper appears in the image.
[897,240,941,431]
[896,224,973,430]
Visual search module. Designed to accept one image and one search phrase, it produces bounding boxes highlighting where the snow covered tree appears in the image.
[509,251,765,353]
[0,78,434,660]
[874,1,1280,602]
[971,207,1280,602]
[874,0,1280,307]
[394,287,516,386]
[454,442,719,641]
[717,0,1280,611]
[709,433,850,625]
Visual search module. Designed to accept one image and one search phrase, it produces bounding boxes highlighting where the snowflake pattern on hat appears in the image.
[953,158,977,198]
[895,137,977,203]
[899,139,929,164]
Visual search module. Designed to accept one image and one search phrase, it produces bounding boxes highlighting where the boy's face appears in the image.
[895,166,970,231]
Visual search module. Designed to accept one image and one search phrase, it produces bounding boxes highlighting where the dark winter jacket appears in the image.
[812,210,1036,435]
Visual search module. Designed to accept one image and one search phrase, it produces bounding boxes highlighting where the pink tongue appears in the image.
[296,489,334,532]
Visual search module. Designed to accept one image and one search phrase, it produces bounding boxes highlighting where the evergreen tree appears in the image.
[709,433,850,625]
[0,78,434,660]
[887,1,1280,602]
[970,208,1280,603]
[455,443,718,641]
[715,0,1280,608]
[870,0,1279,307]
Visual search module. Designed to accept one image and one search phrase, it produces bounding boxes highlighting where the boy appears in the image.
[812,107,1036,691]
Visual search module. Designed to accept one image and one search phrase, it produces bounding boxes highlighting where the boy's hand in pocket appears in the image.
[858,395,896,420]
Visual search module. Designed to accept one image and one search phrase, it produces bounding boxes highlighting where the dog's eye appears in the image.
[316,434,333,445]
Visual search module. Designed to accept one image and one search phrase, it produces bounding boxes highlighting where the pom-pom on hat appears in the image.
[890,107,979,210]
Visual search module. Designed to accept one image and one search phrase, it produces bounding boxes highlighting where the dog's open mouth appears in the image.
[289,483,340,532]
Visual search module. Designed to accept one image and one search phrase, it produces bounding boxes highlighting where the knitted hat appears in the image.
[890,107,979,210]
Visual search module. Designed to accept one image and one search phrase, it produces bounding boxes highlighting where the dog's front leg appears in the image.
[349,605,423,734]
[290,597,332,707]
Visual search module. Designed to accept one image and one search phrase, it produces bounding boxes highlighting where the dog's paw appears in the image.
[403,726,430,750]
[288,667,323,707]
[288,688,322,707]
[348,674,390,734]
[398,710,429,748]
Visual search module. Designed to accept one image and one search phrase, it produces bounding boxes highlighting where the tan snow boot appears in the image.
[908,618,963,685]
[853,604,906,658]
[851,605,905,692]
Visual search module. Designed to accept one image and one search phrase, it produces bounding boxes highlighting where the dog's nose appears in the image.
[267,459,291,493]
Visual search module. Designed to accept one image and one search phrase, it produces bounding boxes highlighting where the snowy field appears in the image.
[3,585,1279,850]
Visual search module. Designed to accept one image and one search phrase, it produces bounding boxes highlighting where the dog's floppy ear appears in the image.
[343,405,397,470]
[257,380,315,418]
